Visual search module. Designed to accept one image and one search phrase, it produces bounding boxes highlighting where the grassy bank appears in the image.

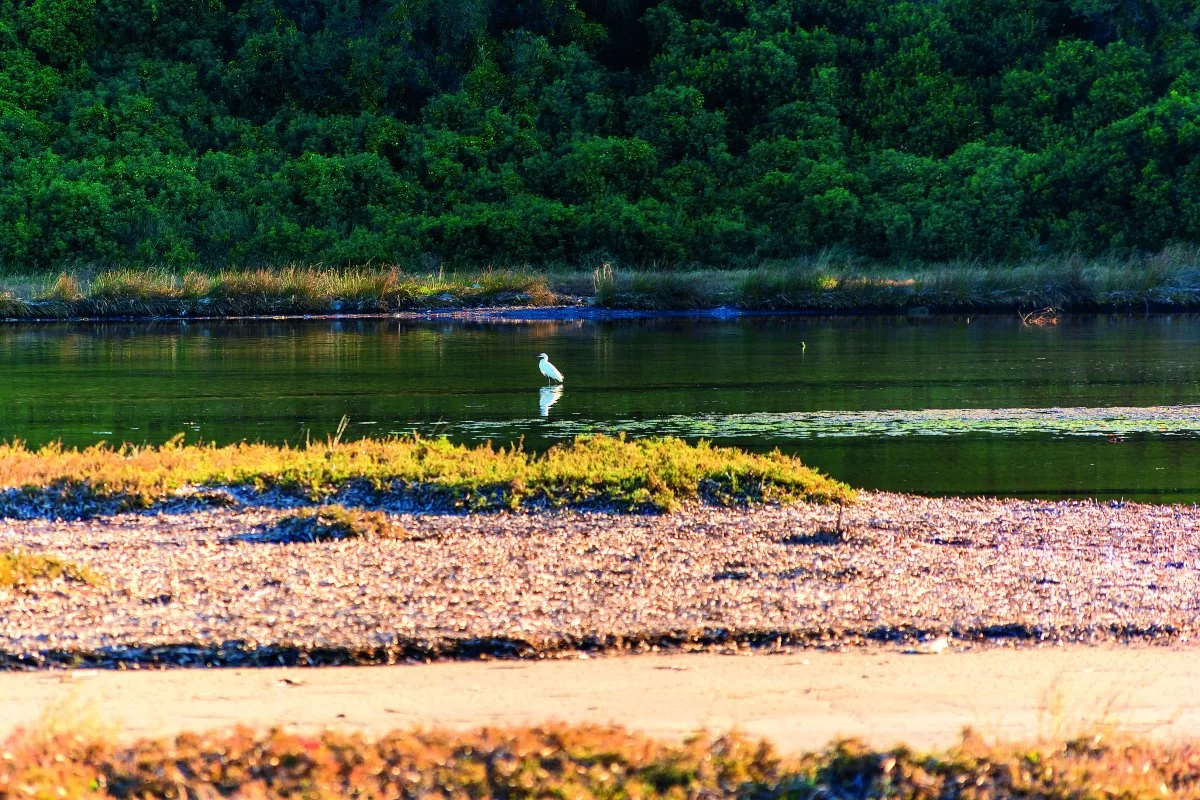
[0,266,558,318]
[0,434,852,515]
[579,246,1200,311]
[3,248,1200,319]
[3,723,1196,798]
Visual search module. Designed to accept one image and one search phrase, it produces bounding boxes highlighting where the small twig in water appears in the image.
[1019,306,1062,326]
[331,415,349,447]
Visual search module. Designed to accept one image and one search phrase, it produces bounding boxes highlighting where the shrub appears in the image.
[0,551,100,589]
[262,505,410,543]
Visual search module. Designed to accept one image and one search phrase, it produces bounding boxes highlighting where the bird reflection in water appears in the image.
[539,385,564,417]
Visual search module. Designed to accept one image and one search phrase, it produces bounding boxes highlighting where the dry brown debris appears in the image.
[6,723,1200,798]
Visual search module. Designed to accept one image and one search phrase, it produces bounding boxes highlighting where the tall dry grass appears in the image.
[2,249,1197,317]
[0,265,558,318]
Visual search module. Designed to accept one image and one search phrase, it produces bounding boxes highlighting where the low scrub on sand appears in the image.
[0,434,853,514]
[260,505,410,543]
[0,551,99,589]
[2,724,1197,798]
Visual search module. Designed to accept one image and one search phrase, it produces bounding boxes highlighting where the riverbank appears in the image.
[1,491,1195,668]
[3,249,1200,319]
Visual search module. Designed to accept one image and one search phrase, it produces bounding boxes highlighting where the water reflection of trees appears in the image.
[4,316,1200,456]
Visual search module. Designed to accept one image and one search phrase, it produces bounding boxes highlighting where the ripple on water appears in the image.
[446,405,1200,441]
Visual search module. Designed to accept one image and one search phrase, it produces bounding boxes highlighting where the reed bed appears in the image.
[582,245,1200,311]
[2,723,1197,798]
[0,265,557,318]
[2,248,1198,317]
[0,434,852,514]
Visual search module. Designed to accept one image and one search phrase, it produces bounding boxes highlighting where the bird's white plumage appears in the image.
[537,352,564,384]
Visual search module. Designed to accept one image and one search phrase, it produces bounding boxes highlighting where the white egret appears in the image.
[537,352,564,385]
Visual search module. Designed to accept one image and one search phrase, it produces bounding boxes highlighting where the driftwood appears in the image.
[1019,306,1061,326]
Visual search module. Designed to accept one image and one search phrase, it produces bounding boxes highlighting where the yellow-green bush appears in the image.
[0,551,100,589]
[0,434,852,513]
[269,505,410,542]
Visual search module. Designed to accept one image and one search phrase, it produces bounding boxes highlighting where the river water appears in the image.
[3,314,1200,501]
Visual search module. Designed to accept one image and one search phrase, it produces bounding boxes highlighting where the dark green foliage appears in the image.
[1,0,1199,271]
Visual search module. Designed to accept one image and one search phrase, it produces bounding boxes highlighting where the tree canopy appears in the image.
[1,0,1198,270]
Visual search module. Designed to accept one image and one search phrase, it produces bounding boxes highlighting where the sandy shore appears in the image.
[4,646,1200,752]
[1,492,1198,666]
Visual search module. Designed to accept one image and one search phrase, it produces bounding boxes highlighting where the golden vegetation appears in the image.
[0,434,853,513]
[2,248,1199,319]
[2,724,1198,798]
[0,266,557,318]
[0,551,100,589]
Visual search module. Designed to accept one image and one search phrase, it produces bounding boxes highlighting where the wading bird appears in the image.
[537,352,564,385]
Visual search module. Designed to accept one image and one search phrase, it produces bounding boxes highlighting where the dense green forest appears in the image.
[1,0,1198,271]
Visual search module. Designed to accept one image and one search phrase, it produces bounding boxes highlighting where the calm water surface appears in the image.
[3,315,1200,501]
